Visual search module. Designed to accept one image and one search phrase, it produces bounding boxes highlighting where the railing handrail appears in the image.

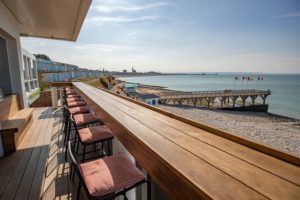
[159,89,271,99]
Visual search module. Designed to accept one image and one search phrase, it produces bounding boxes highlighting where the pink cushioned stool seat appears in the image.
[80,153,145,197]
[67,97,82,103]
[78,126,113,143]
[69,106,90,115]
[68,101,86,108]
[67,94,81,98]
[73,113,100,126]
[66,91,77,95]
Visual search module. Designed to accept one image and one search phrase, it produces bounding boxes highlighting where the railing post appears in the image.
[51,87,58,107]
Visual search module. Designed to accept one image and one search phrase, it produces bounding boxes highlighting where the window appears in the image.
[23,55,29,80]
[27,57,33,79]
[32,60,37,78]
[25,82,30,92]
[0,81,3,98]
[30,81,34,91]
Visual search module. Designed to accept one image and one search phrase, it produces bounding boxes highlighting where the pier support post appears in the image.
[178,99,184,105]
[250,95,258,105]
[206,97,213,108]
[211,97,216,106]
[199,98,203,106]
[230,96,238,107]
[218,97,226,108]
[241,96,249,107]
[260,95,267,104]
[192,98,199,107]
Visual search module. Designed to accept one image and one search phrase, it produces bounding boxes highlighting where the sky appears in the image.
[21,0,300,73]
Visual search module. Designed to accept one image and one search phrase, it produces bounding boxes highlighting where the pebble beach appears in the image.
[159,105,300,157]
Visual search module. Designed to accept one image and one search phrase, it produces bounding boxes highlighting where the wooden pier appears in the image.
[159,89,271,109]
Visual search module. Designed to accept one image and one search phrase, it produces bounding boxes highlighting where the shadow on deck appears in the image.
[0,107,74,200]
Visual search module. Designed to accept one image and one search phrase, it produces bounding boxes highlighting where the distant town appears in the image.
[32,52,218,84]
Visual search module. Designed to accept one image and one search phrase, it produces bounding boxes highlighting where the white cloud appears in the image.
[86,15,159,25]
[280,12,300,18]
[91,2,170,13]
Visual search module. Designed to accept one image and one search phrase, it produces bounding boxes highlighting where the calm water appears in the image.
[121,74,300,119]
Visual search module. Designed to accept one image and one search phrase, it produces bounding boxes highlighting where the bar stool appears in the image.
[64,109,103,160]
[62,89,85,106]
[67,141,150,200]
[62,93,88,138]
[71,117,114,162]
[63,105,90,143]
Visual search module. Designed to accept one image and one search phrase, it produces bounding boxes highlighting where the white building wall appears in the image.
[0,1,27,107]
[143,98,159,106]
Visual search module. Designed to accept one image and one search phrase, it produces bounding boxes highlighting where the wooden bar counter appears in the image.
[73,82,300,200]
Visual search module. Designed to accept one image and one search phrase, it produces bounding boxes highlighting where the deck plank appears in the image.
[0,108,68,200]
[42,109,70,200]
[14,108,55,200]
[28,109,61,200]
[0,108,44,198]
[0,108,52,200]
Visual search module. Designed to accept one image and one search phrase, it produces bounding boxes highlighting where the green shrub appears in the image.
[99,77,109,88]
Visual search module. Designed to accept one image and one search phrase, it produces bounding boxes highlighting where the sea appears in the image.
[120,73,300,120]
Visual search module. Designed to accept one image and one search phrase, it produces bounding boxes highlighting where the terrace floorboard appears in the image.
[0,107,74,200]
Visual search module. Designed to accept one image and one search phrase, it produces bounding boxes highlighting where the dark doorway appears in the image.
[0,36,12,97]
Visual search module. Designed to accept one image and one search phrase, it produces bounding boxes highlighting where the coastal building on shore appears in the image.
[124,82,138,93]
[137,93,159,106]
[37,58,103,82]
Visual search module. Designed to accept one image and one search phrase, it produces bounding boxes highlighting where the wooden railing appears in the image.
[71,82,300,200]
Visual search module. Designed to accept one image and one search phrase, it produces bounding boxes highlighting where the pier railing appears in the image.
[159,89,271,99]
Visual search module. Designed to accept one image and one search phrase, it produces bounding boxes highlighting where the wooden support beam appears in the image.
[250,95,258,105]
[241,96,249,107]
[192,98,199,107]
[260,95,267,104]
[231,96,238,107]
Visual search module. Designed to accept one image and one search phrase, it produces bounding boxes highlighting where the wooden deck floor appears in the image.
[0,107,71,200]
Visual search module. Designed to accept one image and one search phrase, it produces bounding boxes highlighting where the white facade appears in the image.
[125,82,138,93]
[137,94,159,106]
[22,48,40,105]
[143,98,159,106]
[0,1,27,107]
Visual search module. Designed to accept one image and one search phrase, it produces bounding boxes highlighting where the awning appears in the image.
[1,0,92,41]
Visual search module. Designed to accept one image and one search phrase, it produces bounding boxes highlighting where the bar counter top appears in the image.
[73,82,300,200]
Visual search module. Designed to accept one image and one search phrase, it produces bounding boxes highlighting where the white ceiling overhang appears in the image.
[2,0,92,41]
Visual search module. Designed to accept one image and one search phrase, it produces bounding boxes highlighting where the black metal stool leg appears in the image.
[147,180,151,200]
[77,183,81,200]
[82,145,86,162]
